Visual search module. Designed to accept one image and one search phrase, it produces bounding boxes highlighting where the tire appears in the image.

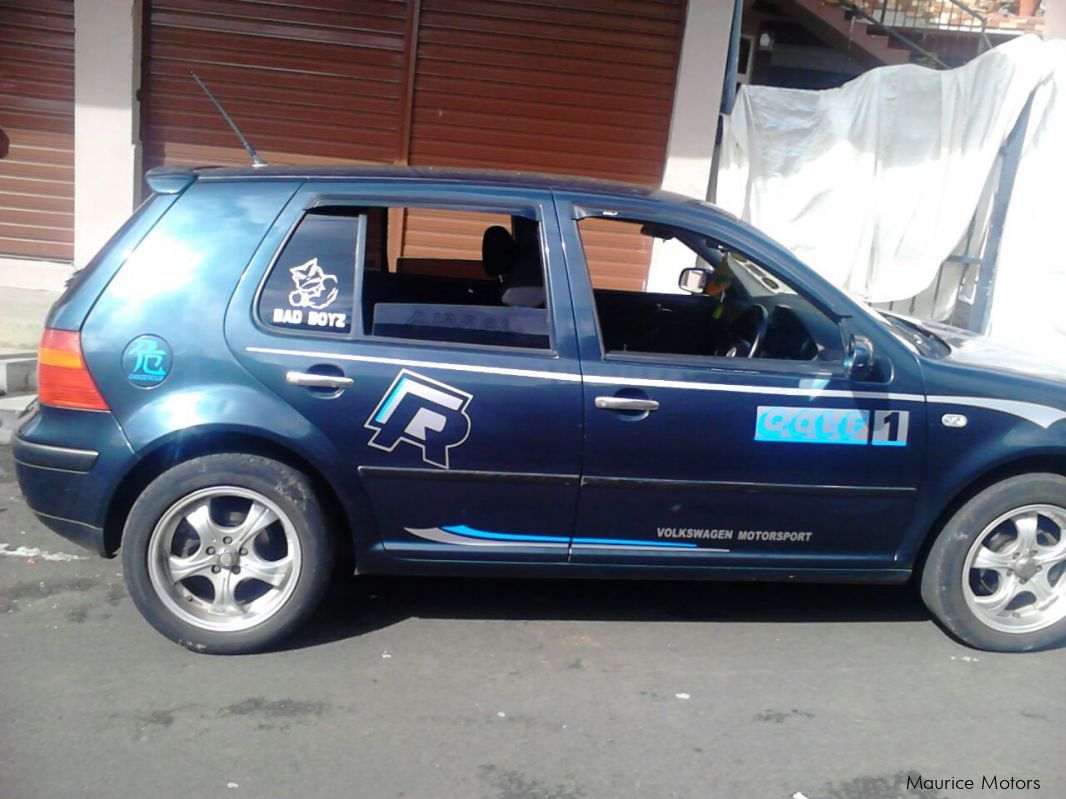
[921,473,1066,652]
[121,454,334,654]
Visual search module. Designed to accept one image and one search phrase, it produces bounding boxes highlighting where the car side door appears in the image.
[227,182,583,563]
[555,193,927,576]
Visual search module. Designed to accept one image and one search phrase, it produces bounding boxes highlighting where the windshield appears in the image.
[875,310,952,357]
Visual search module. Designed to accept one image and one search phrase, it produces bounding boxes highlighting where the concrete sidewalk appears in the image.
[0,287,49,442]
[0,287,59,351]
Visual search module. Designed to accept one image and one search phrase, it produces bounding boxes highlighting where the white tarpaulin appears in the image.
[987,45,1066,364]
[717,35,1061,305]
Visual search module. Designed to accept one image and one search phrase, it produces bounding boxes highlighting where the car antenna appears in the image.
[189,70,267,168]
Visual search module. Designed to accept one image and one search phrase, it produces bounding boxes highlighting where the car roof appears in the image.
[148,163,735,219]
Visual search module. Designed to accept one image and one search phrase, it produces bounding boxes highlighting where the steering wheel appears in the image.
[723,304,770,358]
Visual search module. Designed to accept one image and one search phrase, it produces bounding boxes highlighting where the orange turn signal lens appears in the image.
[37,329,109,411]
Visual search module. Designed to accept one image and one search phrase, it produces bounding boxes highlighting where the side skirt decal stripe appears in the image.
[443,524,568,544]
[403,526,715,551]
[404,527,568,548]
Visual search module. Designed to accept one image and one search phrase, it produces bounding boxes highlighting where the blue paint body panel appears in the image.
[13,165,1066,587]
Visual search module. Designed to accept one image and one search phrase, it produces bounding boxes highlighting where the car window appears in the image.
[258,209,357,335]
[359,206,551,350]
[576,217,843,364]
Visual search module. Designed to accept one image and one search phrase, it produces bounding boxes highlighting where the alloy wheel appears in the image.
[963,504,1066,634]
[146,486,302,632]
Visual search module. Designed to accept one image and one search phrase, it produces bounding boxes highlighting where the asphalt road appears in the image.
[2,446,1064,799]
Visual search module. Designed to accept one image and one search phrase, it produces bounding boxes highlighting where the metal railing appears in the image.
[834,0,949,67]
[837,0,993,67]
[879,0,990,42]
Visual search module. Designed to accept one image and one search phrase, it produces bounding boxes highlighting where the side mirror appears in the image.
[846,335,876,381]
[678,267,711,294]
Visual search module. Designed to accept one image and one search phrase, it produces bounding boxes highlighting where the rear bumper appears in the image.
[21,507,108,556]
[13,404,135,557]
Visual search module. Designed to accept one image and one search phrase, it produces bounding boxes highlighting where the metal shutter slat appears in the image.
[143,0,408,169]
[406,0,684,288]
[0,0,74,262]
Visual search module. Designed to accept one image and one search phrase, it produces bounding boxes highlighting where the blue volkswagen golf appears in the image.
[13,165,1066,654]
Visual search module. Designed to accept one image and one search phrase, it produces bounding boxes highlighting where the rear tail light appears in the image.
[38,328,109,411]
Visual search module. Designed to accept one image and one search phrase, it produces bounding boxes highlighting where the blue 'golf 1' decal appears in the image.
[755,406,909,446]
[122,335,172,388]
[366,369,473,469]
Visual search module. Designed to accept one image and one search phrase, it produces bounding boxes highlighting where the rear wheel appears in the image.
[921,474,1066,652]
[122,454,334,654]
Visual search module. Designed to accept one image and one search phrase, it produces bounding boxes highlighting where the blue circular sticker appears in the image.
[122,335,172,388]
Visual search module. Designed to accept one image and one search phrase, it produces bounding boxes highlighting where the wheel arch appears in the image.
[102,426,359,568]
[912,452,1066,576]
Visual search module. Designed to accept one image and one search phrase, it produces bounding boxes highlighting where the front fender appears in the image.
[898,404,1066,567]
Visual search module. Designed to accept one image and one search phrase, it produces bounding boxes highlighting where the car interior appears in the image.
[358,208,842,362]
[362,210,551,348]
[590,223,843,363]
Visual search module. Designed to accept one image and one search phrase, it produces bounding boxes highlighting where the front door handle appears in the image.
[595,396,660,412]
[285,371,354,389]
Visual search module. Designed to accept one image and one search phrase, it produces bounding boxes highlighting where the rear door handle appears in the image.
[595,396,660,412]
[285,371,354,389]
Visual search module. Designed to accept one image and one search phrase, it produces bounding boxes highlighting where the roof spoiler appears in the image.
[145,166,199,195]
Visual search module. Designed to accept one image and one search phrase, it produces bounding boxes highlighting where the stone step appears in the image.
[0,392,36,446]
[0,354,37,396]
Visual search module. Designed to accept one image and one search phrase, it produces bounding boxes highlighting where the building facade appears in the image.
[2,0,1060,296]
[0,0,735,292]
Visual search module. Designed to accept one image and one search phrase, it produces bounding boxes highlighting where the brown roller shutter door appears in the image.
[404,0,684,289]
[409,0,683,182]
[142,0,410,169]
[0,0,75,262]
[143,0,685,288]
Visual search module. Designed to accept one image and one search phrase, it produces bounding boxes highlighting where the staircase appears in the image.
[787,0,998,69]
[845,0,993,67]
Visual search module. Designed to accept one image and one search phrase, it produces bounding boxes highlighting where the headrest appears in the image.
[481,226,514,278]
[502,244,546,308]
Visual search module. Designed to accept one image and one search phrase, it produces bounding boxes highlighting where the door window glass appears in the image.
[576,217,843,364]
[360,207,551,350]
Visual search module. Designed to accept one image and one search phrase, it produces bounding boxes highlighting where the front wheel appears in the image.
[921,473,1066,652]
[122,454,334,654]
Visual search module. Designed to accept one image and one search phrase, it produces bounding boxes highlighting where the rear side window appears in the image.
[359,206,551,350]
[258,210,358,334]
